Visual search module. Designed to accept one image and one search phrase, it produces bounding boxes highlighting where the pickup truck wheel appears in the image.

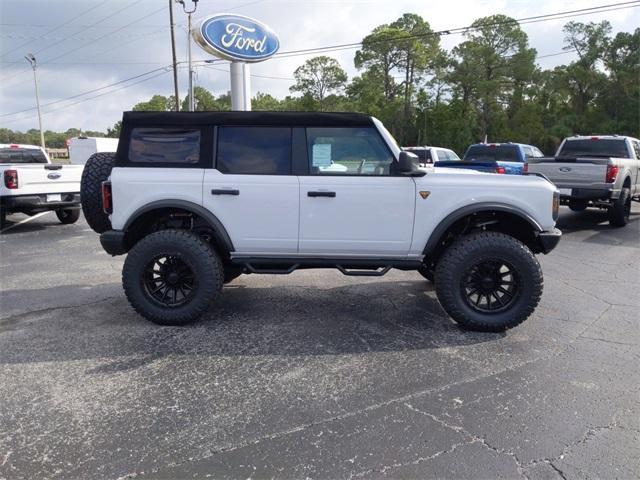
[418,265,434,282]
[81,152,115,234]
[122,230,224,326]
[608,187,631,227]
[434,232,543,332]
[55,208,80,224]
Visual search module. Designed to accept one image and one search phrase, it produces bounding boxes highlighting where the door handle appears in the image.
[211,189,239,196]
[307,191,336,198]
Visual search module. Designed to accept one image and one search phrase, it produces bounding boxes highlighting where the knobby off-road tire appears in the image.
[434,231,543,332]
[608,187,631,227]
[123,230,224,326]
[81,152,115,234]
[56,208,80,224]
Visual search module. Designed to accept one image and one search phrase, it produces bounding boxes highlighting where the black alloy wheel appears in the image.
[144,254,196,307]
[461,259,520,313]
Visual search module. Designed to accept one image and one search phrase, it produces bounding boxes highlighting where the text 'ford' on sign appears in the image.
[192,14,279,63]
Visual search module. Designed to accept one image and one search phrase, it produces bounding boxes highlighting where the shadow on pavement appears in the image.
[0,279,503,369]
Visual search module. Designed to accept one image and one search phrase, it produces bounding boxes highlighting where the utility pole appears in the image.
[175,0,199,111]
[24,53,45,149]
[169,0,180,111]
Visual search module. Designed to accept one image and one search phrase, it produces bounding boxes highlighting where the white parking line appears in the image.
[0,211,50,233]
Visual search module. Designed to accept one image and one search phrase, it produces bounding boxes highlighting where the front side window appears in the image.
[217,127,291,175]
[307,127,394,175]
[129,128,200,164]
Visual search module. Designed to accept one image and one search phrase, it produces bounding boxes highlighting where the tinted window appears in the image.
[404,148,432,164]
[217,127,291,175]
[307,127,393,175]
[558,139,630,158]
[0,148,47,163]
[464,145,520,162]
[129,128,200,164]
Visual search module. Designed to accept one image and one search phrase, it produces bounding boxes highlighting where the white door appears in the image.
[298,126,416,256]
[202,126,299,255]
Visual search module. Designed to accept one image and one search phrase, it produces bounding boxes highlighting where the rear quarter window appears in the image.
[128,128,201,164]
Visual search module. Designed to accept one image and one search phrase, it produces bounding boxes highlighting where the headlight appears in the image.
[552,190,559,221]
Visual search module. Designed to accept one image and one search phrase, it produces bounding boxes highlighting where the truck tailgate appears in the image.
[2,164,83,196]
[527,158,608,189]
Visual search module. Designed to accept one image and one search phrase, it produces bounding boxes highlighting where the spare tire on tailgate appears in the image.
[81,152,115,233]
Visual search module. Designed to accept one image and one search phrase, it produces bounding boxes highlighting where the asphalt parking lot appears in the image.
[1,205,639,480]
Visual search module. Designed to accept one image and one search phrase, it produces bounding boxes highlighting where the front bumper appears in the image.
[2,192,80,213]
[100,230,127,256]
[538,228,562,254]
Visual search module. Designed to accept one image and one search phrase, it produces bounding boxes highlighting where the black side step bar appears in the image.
[231,257,422,276]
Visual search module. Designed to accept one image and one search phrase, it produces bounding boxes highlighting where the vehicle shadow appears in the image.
[555,206,640,247]
[0,279,504,369]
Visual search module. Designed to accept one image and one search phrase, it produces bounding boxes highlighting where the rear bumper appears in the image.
[100,230,127,256]
[538,228,562,254]
[1,192,80,212]
[559,188,613,201]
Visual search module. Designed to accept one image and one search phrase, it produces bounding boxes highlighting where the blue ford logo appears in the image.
[559,167,572,172]
[47,172,61,179]
[193,14,279,63]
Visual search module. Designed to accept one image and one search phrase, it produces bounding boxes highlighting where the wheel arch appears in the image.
[423,203,544,263]
[123,200,234,256]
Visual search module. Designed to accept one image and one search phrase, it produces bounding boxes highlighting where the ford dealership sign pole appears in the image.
[193,14,280,111]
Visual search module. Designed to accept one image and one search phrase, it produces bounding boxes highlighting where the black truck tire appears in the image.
[81,152,115,234]
[568,200,588,212]
[608,187,631,227]
[434,232,543,332]
[56,208,80,224]
[122,229,224,326]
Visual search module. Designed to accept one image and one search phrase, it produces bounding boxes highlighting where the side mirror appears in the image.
[395,151,426,177]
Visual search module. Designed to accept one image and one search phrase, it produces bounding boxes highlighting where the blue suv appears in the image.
[435,142,545,175]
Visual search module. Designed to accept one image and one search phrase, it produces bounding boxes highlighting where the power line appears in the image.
[0,0,110,59]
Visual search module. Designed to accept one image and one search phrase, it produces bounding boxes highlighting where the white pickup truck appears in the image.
[527,135,640,227]
[0,143,83,228]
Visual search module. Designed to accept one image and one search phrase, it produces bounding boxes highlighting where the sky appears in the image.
[0,0,638,133]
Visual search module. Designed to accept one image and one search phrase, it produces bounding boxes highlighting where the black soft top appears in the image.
[121,111,374,128]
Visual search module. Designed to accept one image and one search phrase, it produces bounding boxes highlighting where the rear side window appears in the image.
[405,148,432,164]
[307,127,393,175]
[216,127,291,175]
[558,139,630,158]
[0,148,47,163]
[464,145,520,162]
[129,128,200,164]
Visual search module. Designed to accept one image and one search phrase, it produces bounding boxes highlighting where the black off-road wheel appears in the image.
[122,230,224,326]
[608,187,631,227]
[81,152,115,233]
[434,232,543,332]
[56,208,80,224]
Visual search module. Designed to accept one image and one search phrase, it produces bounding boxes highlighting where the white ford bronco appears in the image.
[82,111,561,331]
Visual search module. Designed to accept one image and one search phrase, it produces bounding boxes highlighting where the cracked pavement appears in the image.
[0,205,639,479]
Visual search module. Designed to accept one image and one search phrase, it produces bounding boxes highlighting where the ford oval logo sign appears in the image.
[559,167,572,172]
[193,14,279,63]
[47,172,61,180]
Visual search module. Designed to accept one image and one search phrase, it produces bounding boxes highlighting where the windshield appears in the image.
[558,139,630,158]
[464,145,520,162]
[0,148,48,163]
